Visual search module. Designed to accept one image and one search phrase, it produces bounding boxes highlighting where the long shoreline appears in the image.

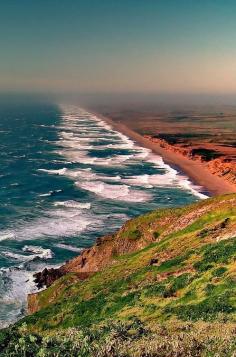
[91,110,236,196]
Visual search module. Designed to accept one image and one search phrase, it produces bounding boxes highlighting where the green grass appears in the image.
[22,194,236,332]
[1,193,236,355]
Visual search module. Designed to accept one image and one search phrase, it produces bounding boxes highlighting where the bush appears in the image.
[212,266,227,277]
[193,261,214,272]
[205,283,215,295]
[1,320,236,357]
[171,274,193,292]
[127,229,142,240]
[144,283,166,297]
[153,231,160,239]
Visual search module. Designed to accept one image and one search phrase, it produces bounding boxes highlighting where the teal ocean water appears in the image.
[0,102,207,327]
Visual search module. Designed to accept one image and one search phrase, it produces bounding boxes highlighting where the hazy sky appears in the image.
[1,0,236,95]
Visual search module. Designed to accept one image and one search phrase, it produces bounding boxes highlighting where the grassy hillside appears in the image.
[1,194,236,356]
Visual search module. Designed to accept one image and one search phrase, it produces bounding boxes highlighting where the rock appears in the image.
[220,217,230,229]
[33,268,64,289]
[149,258,158,265]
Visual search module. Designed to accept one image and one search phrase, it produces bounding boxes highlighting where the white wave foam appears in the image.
[177,177,208,199]
[3,246,53,262]
[0,232,15,241]
[57,104,208,200]
[2,252,26,260]
[76,181,151,202]
[54,149,133,166]
[54,200,91,209]
[39,192,52,197]
[53,167,121,184]
[143,154,208,197]
[0,208,95,241]
[38,168,67,175]
[132,148,152,160]
[59,140,93,150]
[0,260,61,328]
[22,245,53,259]
[0,268,37,327]
[55,243,83,252]
[38,189,63,197]
[122,172,177,187]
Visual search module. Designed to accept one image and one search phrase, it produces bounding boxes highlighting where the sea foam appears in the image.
[76,181,151,202]
[55,104,207,200]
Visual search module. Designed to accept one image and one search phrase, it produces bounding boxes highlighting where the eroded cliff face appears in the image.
[28,220,157,313]
[144,135,236,186]
[208,158,236,185]
[28,194,236,315]
[32,229,154,288]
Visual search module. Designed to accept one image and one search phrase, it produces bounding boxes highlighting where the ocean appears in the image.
[0,102,207,327]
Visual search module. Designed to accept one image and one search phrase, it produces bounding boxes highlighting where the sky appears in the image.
[1,0,236,97]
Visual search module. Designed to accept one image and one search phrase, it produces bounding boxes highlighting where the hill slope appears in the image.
[1,194,236,356]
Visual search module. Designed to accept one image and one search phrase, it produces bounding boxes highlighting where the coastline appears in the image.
[91,110,236,196]
[26,107,235,318]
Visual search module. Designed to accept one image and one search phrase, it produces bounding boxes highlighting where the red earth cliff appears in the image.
[144,135,236,187]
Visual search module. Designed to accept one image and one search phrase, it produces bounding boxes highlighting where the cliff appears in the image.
[1,194,236,356]
[28,194,236,316]
[144,135,236,186]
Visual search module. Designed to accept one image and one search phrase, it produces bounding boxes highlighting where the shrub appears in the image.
[144,283,166,297]
[171,273,193,292]
[127,229,142,240]
[205,283,215,295]
[153,231,160,239]
[1,321,236,356]
[158,255,186,272]
[193,261,214,272]
[212,266,227,277]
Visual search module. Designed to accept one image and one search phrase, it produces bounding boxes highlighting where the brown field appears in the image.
[94,104,236,151]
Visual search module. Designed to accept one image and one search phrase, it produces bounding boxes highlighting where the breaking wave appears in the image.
[0,103,208,328]
[76,181,152,202]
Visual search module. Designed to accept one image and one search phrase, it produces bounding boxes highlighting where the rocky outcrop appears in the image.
[32,230,153,291]
[33,268,91,289]
[28,224,157,313]
[34,268,64,289]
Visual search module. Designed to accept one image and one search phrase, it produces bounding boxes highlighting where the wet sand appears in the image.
[95,112,236,196]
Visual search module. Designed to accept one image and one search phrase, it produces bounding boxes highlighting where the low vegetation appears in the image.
[1,193,236,356]
[1,320,236,356]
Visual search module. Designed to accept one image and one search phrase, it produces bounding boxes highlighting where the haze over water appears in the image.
[0,101,207,327]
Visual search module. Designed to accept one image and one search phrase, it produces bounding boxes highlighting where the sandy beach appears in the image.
[95,111,236,196]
